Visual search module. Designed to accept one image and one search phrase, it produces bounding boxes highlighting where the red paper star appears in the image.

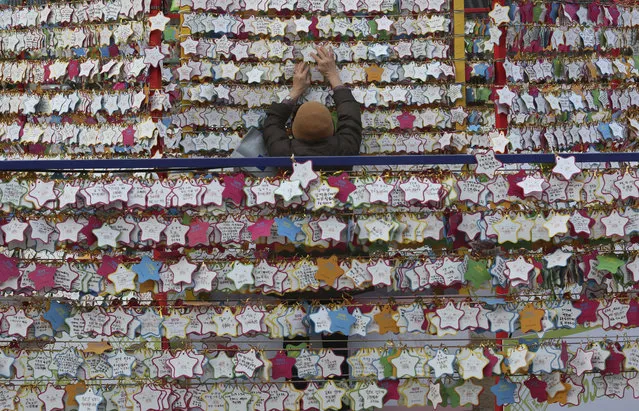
[327,173,356,203]
[222,174,246,205]
[270,351,296,380]
[506,170,527,199]
[28,265,57,291]
[627,299,639,327]
[380,380,399,402]
[483,348,499,377]
[187,219,211,247]
[574,298,599,325]
[524,375,548,403]
[602,345,625,375]
[247,218,274,241]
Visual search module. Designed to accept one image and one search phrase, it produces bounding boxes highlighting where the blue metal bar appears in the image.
[0,153,637,171]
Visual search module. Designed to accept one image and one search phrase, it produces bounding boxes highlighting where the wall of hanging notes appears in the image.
[4,0,639,409]
[2,153,639,408]
[164,0,501,157]
[0,0,168,160]
[492,1,639,153]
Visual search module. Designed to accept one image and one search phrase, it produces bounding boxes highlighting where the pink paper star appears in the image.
[28,265,57,291]
[0,255,19,284]
[247,218,274,241]
[397,112,416,130]
[80,216,102,246]
[97,255,122,278]
[122,125,135,146]
[222,174,246,205]
[187,219,211,247]
[270,351,296,379]
[327,173,356,203]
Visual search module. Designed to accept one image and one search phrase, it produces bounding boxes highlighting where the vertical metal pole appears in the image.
[453,0,466,109]
[493,0,508,133]
[492,1,508,410]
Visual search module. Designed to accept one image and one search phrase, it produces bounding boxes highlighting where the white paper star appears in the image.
[250,179,278,205]
[317,216,346,242]
[76,388,103,411]
[246,67,265,84]
[290,161,318,189]
[143,46,165,67]
[233,349,264,378]
[507,346,533,374]
[38,385,65,411]
[601,210,629,237]
[490,131,510,153]
[366,177,395,204]
[496,86,516,106]
[399,176,428,202]
[226,262,255,289]
[148,11,171,31]
[505,256,533,283]
[543,213,570,238]
[543,248,572,268]
[309,306,332,333]
[236,305,265,335]
[517,175,546,196]
[93,224,120,248]
[169,256,197,285]
[492,215,521,244]
[427,349,455,379]
[570,348,594,376]
[489,3,511,25]
[455,380,483,406]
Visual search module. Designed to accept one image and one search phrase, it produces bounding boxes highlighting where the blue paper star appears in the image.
[491,377,517,406]
[328,308,356,336]
[131,256,162,284]
[274,217,303,242]
[43,301,71,333]
[597,123,612,140]
[467,124,481,132]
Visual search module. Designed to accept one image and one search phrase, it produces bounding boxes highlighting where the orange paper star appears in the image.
[365,64,385,82]
[519,303,545,333]
[375,306,399,334]
[315,255,344,286]
[65,382,87,407]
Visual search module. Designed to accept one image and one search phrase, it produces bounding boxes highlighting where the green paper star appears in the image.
[378,348,397,379]
[443,382,461,408]
[597,255,624,274]
[465,259,491,289]
[284,342,307,358]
